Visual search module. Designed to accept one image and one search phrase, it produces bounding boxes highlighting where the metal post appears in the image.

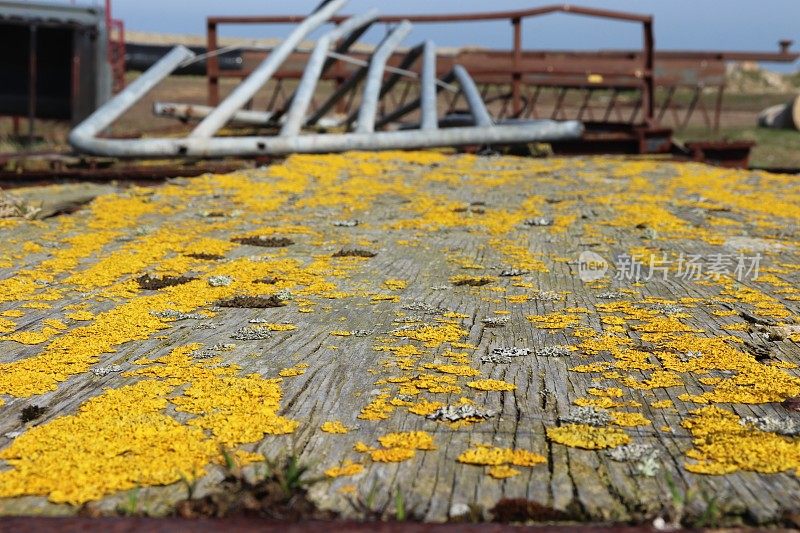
[191,0,347,139]
[281,35,332,136]
[27,24,37,146]
[512,17,522,117]
[713,85,724,132]
[643,19,655,125]
[452,65,493,127]
[207,21,219,106]
[355,20,412,133]
[420,40,438,130]
[69,46,195,145]
[276,10,378,127]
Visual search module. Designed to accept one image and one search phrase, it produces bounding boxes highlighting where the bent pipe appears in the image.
[69,121,584,158]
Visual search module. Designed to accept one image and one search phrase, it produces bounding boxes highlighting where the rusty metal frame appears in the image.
[68,1,584,158]
[203,7,797,132]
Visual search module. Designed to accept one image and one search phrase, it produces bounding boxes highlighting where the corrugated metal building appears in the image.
[0,1,111,125]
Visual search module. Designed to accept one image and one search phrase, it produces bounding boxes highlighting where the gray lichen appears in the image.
[332,219,359,227]
[92,364,123,377]
[597,291,624,299]
[231,326,273,341]
[499,268,528,277]
[427,404,495,422]
[606,443,661,477]
[151,309,205,321]
[560,406,611,427]
[531,290,561,301]
[524,217,553,227]
[481,316,509,327]
[208,275,233,287]
[534,345,573,357]
[740,415,800,436]
[192,343,237,359]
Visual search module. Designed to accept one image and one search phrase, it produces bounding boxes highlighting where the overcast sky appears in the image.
[100,1,798,71]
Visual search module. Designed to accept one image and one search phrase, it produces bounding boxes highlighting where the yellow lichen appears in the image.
[546,424,630,450]
[466,379,516,392]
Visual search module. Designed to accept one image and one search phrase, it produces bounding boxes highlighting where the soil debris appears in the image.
[232,236,294,247]
[332,249,376,258]
[491,498,570,522]
[217,295,285,308]
[19,405,47,423]
[136,274,195,290]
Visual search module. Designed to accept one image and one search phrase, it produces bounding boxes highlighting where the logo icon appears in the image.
[578,251,608,282]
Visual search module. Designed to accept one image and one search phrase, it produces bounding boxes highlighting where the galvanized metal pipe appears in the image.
[153,102,273,125]
[281,12,377,136]
[355,20,412,133]
[375,70,456,128]
[281,36,333,136]
[69,46,195,146]
[420,40,437,130]
[69,120,583,158]
[189,0,347,139]
[452,65,493,127]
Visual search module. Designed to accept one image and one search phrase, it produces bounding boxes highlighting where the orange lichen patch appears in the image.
[321,421,351,434]
[0,325,64,345]
[0,194,156,304]
[651,399,674,409]
[358,393,395,421]
[457,444,546,469]
[527,312,581,330]
[574,397,623,409]
[324,460,364,478]
[0,317,16,334]
[466,379,516,392]
[0,254,341,398]
[371,294,400,303]
[588,387,624,398]
[330,330,352,336]
[369,448,416,462]
[391,323,468,348]
[449,275,496,286]
[0,379,220,505]
[682,406,800,475]
[258,323,297,331]
[66,310,95,321]
[407,399,444,416]
[486,465,521,479]
[378,431,436,451]
[618,371,683,390]
[425,364,480,377]
[0,310,24,318]
[384,279,408,291]
[129,345,298,447]
[547,424,630,449]
[278,363,308,377]
[610,411,652,427]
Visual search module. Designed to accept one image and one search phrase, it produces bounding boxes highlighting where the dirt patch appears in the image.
[232,236,294,247]
[254,277,278,285]
[174,458,335,521]
[19,405,47,423]
[491,498,572,522]
[332,249,376,258]
[136,274,196,290]
[452,277,493,287]
[217,295,285,308]
[185,253,225,261]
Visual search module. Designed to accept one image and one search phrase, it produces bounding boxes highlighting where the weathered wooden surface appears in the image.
[0,153,798,523]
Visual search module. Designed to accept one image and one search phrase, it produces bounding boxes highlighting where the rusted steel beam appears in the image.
[207,4,652,25]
